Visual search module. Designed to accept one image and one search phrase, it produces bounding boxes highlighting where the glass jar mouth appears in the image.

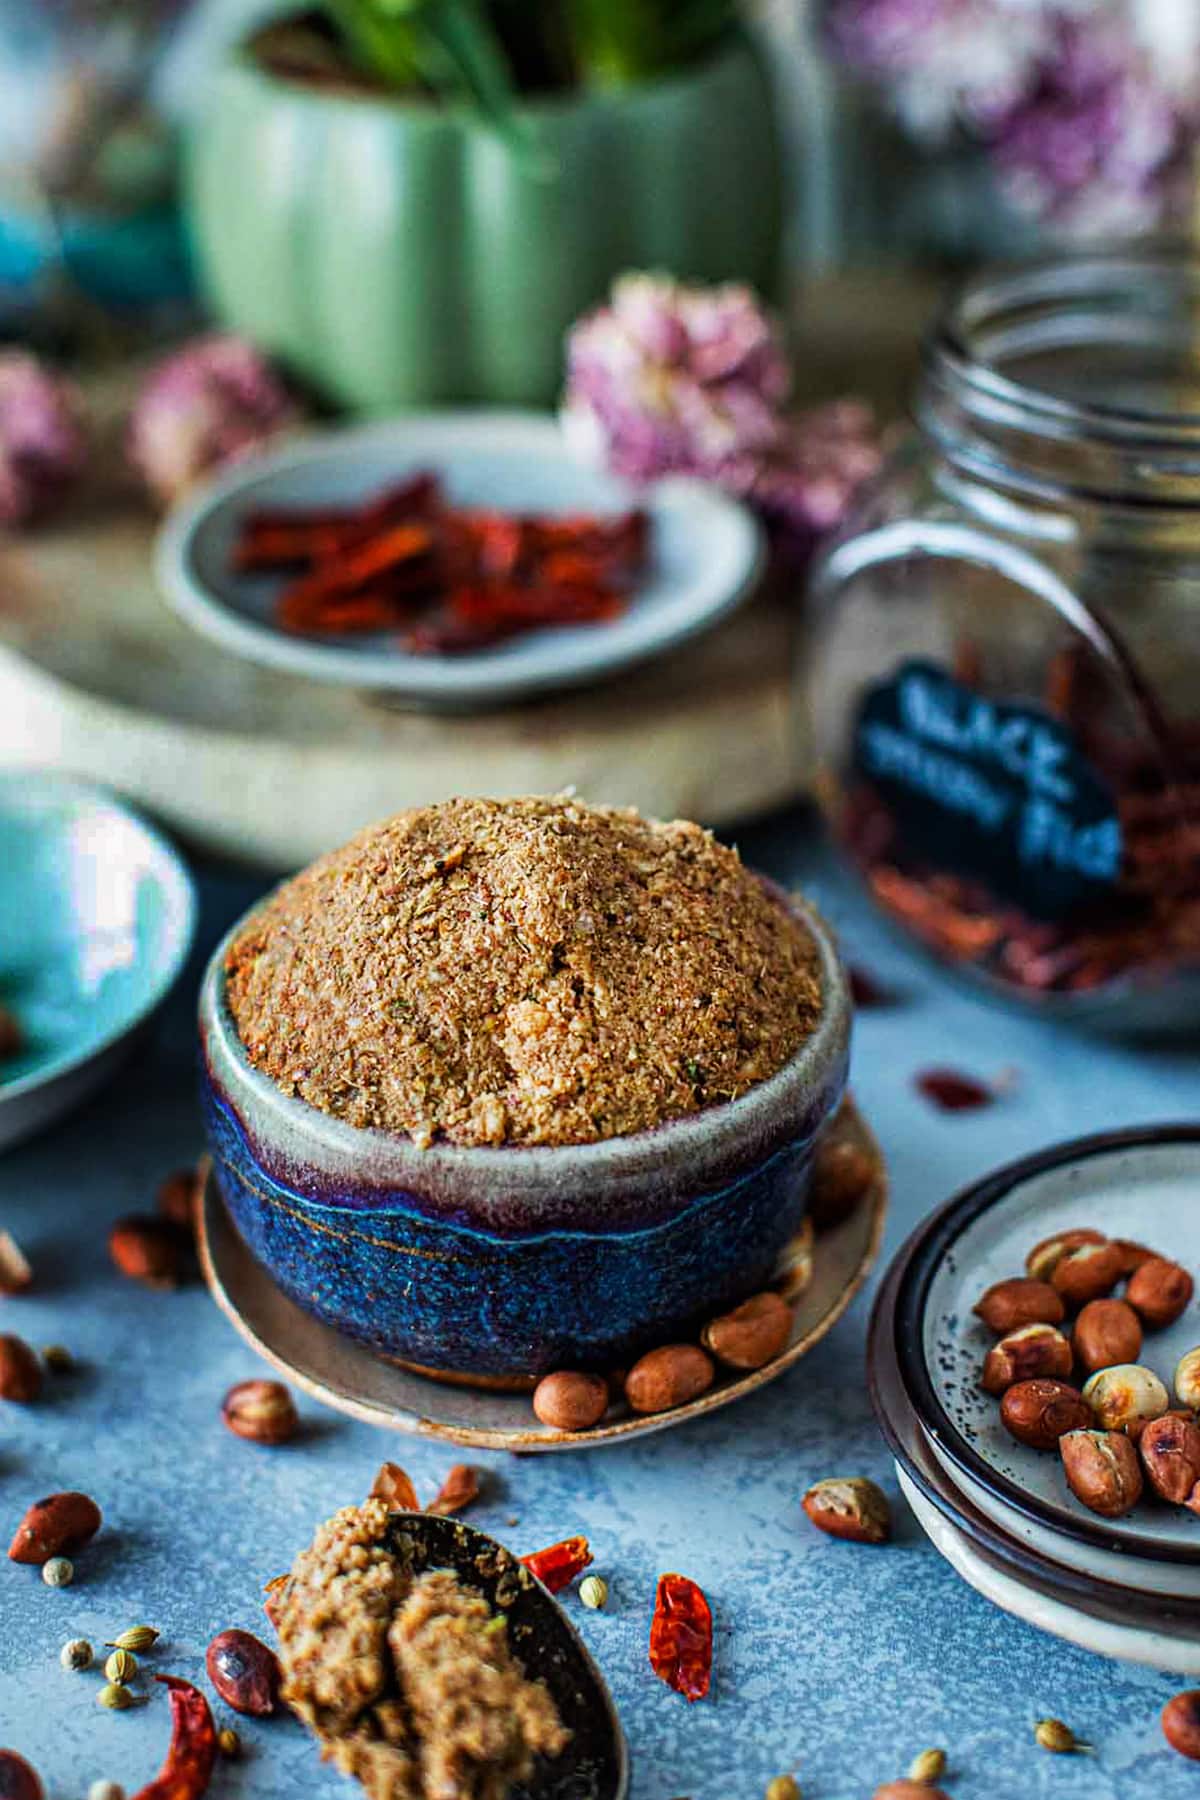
[920,245,1200,501]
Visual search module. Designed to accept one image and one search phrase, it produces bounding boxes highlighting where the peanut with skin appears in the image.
[1025,1228,1105,1283]
[1140,1413,1200,1507]
[8,1492,101,1564]
[981,1323,1072,1396]
[1060,1428,1143,1517]
[802,1477,891,1544]
[0,1335,42,1403]
[532,1372,609,1432]
[974,1278,1064,1335]
[625,1345,714,1414]
[1051,1241,1126,1307]
[1163,1691,1200,1762]
[1000,1380,1090,1451]
[701,1292,792,1370]
[1072,1298,1142,1375]
[1127,1258,1194,1330]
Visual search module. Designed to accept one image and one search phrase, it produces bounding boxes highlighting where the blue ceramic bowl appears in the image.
[0,770,196,1152]
[199,887,851,1385]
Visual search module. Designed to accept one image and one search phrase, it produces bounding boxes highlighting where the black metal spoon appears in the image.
[381,1511,628,1800]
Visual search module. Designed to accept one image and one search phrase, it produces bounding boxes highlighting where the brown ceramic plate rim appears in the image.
[869,1242,1200,1627]
[197,1107,887,1451]
[889,1123,1200,1567]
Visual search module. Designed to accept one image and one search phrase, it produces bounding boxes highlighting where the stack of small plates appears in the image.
[869,1124,1200,1671]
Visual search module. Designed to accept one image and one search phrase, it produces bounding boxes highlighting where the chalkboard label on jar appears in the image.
[853,659,1122,918]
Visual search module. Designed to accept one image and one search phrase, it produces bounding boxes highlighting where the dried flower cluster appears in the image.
[825,0,1200,235]
[563,274,881,568]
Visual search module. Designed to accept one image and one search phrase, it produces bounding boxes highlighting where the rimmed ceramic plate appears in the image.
[0,770,196,1152]
[197,1104,887,1452]
[893,1126,1200,1565]
[868,1241,1200,1664]
[156,412,764,708]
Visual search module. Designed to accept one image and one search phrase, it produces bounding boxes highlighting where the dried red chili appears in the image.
[649,1573,712,1703]
[914,1067,996,1112]
[426,1464,480,1516]
[848,964,893,1008]
[519,1535,593,1594]
[232,473,649,654]
[130,1677,217,1800]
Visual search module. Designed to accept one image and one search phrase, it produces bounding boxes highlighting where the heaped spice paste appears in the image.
[277,1499,568,1800]
[225,796,822,1148]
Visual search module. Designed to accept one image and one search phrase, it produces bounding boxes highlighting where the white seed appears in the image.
[89,1782,126,1800]
[42,1556,74,1587]
[579,1574,608,1610]
[60,1638,93,1671]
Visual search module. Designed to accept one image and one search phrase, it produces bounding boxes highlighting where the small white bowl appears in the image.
[156,411,763,708]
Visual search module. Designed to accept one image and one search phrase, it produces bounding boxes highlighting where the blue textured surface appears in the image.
[1,805,1199,1798]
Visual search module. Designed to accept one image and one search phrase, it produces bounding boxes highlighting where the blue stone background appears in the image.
[1,805,1198,1798]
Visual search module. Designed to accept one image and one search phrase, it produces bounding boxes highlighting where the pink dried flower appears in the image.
[0,352,87,528]
[564,274,882,567]
[128,334,298,507]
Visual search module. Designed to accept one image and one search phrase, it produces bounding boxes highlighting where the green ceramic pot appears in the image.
[183,32,782,411]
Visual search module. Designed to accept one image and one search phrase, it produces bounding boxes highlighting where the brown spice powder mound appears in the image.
[225,795,822,1148]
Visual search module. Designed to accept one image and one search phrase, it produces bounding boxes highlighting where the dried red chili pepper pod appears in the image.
[130,1676,217,1800]
[649,1572,713,1702]
[520,1535,593,1594]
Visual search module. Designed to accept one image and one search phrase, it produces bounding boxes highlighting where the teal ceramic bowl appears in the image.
[0,771,196,1151]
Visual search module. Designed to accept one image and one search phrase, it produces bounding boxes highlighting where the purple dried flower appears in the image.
[128,335,298,507]
[564,274,882,567]
[990,14,1196,235]
[0,352,87,528]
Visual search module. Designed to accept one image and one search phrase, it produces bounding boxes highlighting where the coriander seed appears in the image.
[579,1575,608,1610]
[107,1625,158,1653]
[1034,1718,1089,1754]
[218,1726,241,1758]
[42,1556,73,1587]
[766,1777,800,1800]
[908,1748,947,1784]
[42,1345,74,1373]
[97,1682,133,1711]
[60,1638,93,1671]
[104,1649,137,1684]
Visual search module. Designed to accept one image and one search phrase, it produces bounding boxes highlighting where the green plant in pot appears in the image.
[184,0,783,410]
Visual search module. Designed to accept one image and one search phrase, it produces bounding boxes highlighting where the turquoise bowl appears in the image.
[199,885,851,1385]
[0,771,196,1151]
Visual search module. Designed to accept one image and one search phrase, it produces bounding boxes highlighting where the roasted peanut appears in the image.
[802,1476,890,1544]
[0,1231,32,1295]
[1139,1412,1200,1507]
[809,1135,875,1230]
[1000,1379,1090,1451]
[1025,1228,1105,1283]
[1072,1298,1142,1374]
[873,1786,950,1800]
[1051,1241,1126,1307]
[0,1750,43,1800]
[206,1629,281,1716]
[1163,1691,1200,1761]
[532,1371,609,1432]
[8,1492,101,1564]
[108,1216,182,1289]
[625,1345,714,1414]
[1127,1258,1195,1330]
[981,1323,1073,1396]
[1082,1363,1169,1438]
[1111,1239,1158,1276]
[1060,1428,1143,1517]
[701,1291,792,1370]
[1176,1348,1200,1411]
[0,1334,42,1403]
[974,1278,1064,1335]
[221,1379,298,1445]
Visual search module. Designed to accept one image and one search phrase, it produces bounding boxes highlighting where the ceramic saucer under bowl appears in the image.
[198,1103,887,1452]
[0,771,195,1152]
[157,412,763,709]
[893,1125,1200,1566]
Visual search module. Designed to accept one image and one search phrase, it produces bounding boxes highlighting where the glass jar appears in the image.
[804,248,1200,1031]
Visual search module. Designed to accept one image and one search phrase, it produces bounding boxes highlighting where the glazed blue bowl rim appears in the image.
[199,881,851,1209]
[0,768,197,1102]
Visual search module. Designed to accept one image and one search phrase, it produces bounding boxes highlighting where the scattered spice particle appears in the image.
[848,964,894,1008]
[914,1067,1001,1112]
[426,1465,481,1517]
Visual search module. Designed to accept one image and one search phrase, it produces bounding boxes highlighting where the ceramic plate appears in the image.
[893,1126,1200,1564]
[197,1105,887,1452]
[0,771,196,1152]
[156,413,764,707]
[898,1470,1200,1674]
[868,1242,1200,1646]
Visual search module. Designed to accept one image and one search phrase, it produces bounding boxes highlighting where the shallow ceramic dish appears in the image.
[892,1126,1200,1565]
[868,1241,1200,1652]
[199,884,850,1385]
[197,1099,886,1449]
[0,770,196,1152]
[156,412,764,708]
